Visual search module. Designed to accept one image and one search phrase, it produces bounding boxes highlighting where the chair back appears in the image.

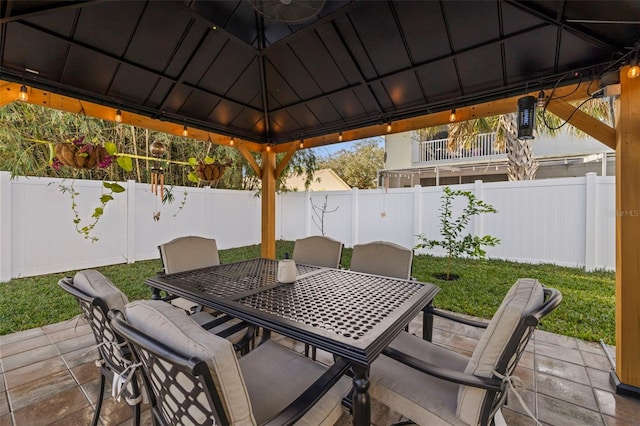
[58,270,131,374]
[457,279,562,425]
[112,300,256,426]
[159,236,220,274]
[350,241,413,280]
[292,235,343,268]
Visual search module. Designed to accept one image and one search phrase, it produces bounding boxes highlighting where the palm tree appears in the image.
[445,98,611,181]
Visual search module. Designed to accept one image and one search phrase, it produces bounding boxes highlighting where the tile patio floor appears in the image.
[1,312,638,426]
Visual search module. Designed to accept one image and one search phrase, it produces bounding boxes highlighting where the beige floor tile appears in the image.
[12,387,89,426]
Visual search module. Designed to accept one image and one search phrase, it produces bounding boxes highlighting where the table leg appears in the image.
[423,302,433,341]
[150,286,162,300]
[351,365,370,426]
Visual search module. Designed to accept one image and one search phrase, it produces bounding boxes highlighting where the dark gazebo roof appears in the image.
[2,1,638,146]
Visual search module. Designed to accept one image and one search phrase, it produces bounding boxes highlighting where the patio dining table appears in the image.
[145,257,439,425]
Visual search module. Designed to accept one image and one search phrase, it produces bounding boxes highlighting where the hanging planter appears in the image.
[52,136,113,170]
[188,156,231,183]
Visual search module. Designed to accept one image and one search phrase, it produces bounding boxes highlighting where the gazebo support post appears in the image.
[612,66,640,398]
[261,150,277,259]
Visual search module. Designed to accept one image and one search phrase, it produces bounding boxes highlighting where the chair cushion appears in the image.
[369,331,469,426]
[73,270,129,313]
[292,236,343,269]
[159,236,220,274]
[124,300,256,425]
[239,340,351,425]
[456,278,544,425]
[350,241,413,280]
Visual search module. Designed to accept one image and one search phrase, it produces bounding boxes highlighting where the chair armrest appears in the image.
[382,346,502,392]
[261,357,351,426]
[428,307,489,329]
[423,302,488,341]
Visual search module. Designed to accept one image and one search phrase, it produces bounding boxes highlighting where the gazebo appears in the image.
[1,0,639,398]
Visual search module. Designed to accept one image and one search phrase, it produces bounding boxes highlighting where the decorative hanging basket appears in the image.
[54,141,111,170]
[196,161,230,182]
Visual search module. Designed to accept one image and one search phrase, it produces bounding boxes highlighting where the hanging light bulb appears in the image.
[115,109,122,123]
[449,107,457,122]
[628,57,640,79]
[338,132,343,142]
[537,90,546,107]
[266,144,271,152]
[229,137,234,146]
[386,122,392,133]
[299,139,304,149]
[19,84,28,102]
[182,124,188,137]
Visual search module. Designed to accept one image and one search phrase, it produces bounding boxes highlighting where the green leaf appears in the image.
[204,156,215,165]
[187,157,198,167]
[103,182,125,193]
[117,156,133,172]
[99,194,114,203]
[92,207,104,218]
[104,142,118,155]
[187,171,199,183]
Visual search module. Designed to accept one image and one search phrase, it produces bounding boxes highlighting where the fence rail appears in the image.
[0,171,614,282]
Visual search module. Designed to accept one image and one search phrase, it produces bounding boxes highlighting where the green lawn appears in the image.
[0,240,616,344]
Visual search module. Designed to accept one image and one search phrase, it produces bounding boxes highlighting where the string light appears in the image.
[386,122,392,133]
[628,57,640,79]
[182,124,188,137]
[299,139,304,149]
[19,84,29,101]
[229,137,234,146]
[266,144,271,152]
[338,132,343,142]
[115,109,122,123]
[449,107,457,122]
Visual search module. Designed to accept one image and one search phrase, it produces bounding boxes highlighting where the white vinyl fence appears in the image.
[0,171,615,281]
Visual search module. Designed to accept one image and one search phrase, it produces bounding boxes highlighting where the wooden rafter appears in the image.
[546,98,615,149]
[274,142,299,180]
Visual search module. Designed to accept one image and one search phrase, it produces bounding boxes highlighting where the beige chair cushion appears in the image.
[159,236,220,274]
[292,235,343,268]
[240,340,351,425]
[73,269,129,313]
[456,278,544,424]
[350,241,413,280]
[369,332,469,426]
[124,300,256,425]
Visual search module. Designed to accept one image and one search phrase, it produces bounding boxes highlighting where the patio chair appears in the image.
[110,300,352,426]
[349,240,414,280]
[292,235,344,269]
[157,235,255,355]
[368,278,562,426]
[58,270,141,426]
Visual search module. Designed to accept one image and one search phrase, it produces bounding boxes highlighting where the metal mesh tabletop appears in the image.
[154,258,320,299]
[237,269,425,342]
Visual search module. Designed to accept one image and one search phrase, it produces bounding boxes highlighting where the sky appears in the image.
[310,136,384,159]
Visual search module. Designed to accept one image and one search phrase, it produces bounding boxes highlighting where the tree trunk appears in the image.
[502,113,538,181]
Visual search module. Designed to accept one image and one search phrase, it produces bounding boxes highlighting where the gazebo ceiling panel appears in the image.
[1,0,637,146]
[443,1,501,52]
[73,2,146,56]
[395,1,452,63]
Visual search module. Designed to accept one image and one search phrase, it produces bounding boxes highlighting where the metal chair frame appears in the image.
[58,277,141,426]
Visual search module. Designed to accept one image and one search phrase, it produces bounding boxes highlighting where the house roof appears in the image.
[284,168,351,191]
[1,1,638,148]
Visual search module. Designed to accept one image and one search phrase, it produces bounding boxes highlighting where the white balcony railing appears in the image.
[413,132,504,163]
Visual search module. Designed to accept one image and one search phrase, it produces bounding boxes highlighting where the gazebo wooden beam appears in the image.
[0,79,263,152]
[275,142,299,179]
[546,98,616,149]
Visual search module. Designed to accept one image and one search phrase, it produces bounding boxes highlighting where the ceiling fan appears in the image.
[250,0,326,24]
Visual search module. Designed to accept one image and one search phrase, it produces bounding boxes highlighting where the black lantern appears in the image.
[517,96,536,140]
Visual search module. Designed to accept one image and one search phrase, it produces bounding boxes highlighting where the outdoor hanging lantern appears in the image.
[517,96,536,140]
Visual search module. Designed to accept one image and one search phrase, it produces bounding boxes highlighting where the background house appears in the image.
[381,129,615,188]
[284,168,351,191]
